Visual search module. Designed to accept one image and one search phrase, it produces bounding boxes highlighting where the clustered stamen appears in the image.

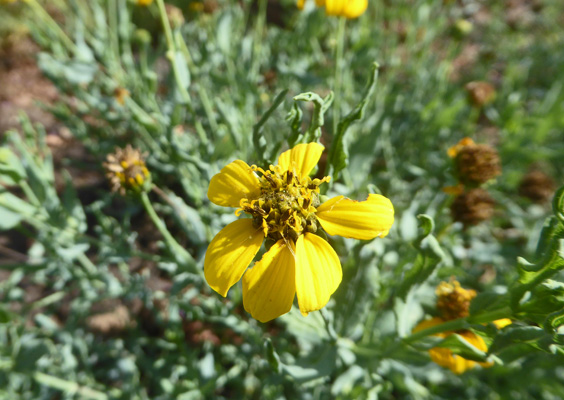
[237,164,330,242]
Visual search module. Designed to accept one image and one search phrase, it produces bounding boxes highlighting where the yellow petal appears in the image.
[429,346,474,374]
[324,0,345,16]
[447,137,475,158]
[242,240,296,322]
[460,331,495,369]
[316,194,394,240]
[295,233,342,316]
[412,317,447,335]
[493,318,512,329]
[208,160,261,208]
[277,143,324,179]
[297,0,306,9]
[315,0,325,6]
[343,0,368,18]
[204,219,264,297]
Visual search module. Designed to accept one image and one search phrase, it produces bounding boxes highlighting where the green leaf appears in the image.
[0,307,11,323]
[436,333,488,362]
[470,292,509,317]
[396,214,446,299]
[0,147,26,184]
[293,91,334,143]
[286,102,304,147]
[252,89,288,164]
[517,280,564,324]
[327,62,379,179]
[264,338,281,373]
[488,326,546,354]
[13,336,50,373]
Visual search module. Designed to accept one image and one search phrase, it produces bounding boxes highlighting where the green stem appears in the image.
[140,191,196,268]
[404,307,513,345]
[155,0,193,108]
[251,0,267,79]
[25,0,78,53]
[19,180,41,209]
[77,253,98,276]
[33,372,112,400]
[332,17,347,137]
[353,306,513,359]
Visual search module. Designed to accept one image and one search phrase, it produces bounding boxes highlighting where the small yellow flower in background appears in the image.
[136,0,153,6]
[205,143,394,322]
[113,88,130,106]
[413,317,490,375]
[104,145,151,195]
[413,279,511,374]
[447,137,476,159]
[297,0,368,19]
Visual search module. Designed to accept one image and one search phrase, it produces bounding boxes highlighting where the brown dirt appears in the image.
[0,35,58,134]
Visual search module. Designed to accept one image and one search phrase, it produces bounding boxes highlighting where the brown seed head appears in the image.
[436,280,477,320]
[518,170,556,203]
[451,188,495,226]
[456,143,501,185]
[465,81,496,107]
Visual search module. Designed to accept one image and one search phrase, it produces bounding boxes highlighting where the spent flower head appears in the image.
[451,188,495,226]
[448,137,501,185]
[104,145,151,195]
[465,81,496,107]
[436,279,476,320]
[518,170,556,204]
[205,143,394,322]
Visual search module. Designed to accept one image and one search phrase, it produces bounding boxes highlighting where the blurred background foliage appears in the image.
[0,0,563,398]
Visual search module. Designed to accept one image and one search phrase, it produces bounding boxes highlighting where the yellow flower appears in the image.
[113,87,130,106]
[447,137,476,159]
[413,279,512,374]
[136,0,153,6]
[205,143,394,322]
[413,317,492,375]
[297,0,368,19]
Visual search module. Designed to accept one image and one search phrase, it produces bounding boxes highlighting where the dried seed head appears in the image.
[518,170,556,203]
[436,280,477,320]
[104,145,151,195]
[451,188,495,226]
[465,81,496,107]
[456,143,501,185]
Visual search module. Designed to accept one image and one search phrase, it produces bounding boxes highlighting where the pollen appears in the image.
[237,164,330,242]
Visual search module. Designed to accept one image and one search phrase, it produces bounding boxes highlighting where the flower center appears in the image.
[237,164,330,242]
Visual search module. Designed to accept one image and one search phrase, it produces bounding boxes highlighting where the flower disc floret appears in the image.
[237,164,330,242]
